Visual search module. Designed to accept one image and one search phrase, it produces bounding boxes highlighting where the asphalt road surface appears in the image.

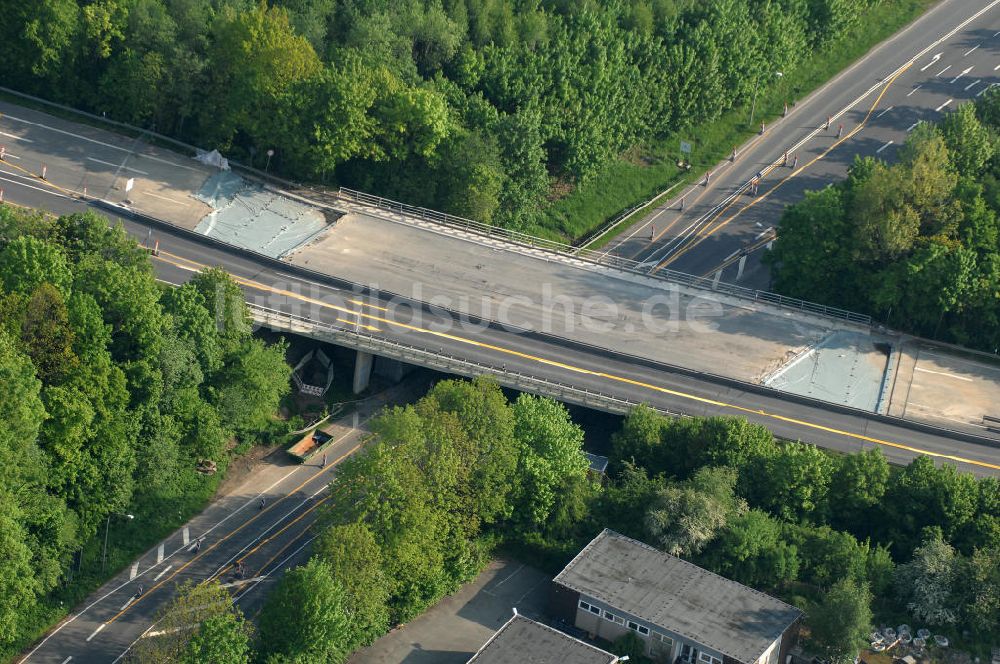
[606,0,1000,288]
[16,400,401,664]
[2,174,998,480]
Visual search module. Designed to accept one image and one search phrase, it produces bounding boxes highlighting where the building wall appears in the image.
[549,582,581,625]
[776,618,801,664]
[573,592,726,664]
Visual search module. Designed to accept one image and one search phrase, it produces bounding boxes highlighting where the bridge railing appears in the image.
[248,303,677,418]
[336,187,872,326]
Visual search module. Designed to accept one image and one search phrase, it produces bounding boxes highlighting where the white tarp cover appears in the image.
[194,148,230,171]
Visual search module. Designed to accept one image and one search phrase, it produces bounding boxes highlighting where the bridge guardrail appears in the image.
[0,85,870,327]
[248,303,678,418]
[336,187,872,326]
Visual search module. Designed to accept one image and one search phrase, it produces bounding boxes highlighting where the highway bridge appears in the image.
[3,170,998,478]
[7,1,1000,660]
[1,83,1000,480]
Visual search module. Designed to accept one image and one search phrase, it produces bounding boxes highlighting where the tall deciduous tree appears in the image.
[807,578,873,664]
[313,522,392,649]
[895,536,961,626]
[645,466,747,556]
[512,394,589,529]
[257,558,353,664]
[133,580,251,664]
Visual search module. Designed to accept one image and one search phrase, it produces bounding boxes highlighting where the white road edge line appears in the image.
[0,173,73,199]
[110,624,157,664]
[0,114,200,172]
[233,535,318,605]
[637,0,1000,267]
[915,366,973,381]
[0,131,31,142]
[85,625,105,643]
[86,157,149,176]
[876,141,894,154]
[17,466,301,663]
[935,98,953,112]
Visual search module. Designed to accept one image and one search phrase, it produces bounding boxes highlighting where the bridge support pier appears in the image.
[374,357,414,383]
[352,350,374,394]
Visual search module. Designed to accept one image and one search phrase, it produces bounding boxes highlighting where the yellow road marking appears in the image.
[151,250,1000,473]
[656,62,913,271]
[633,130,774,258]
[106,440,363,624]
[699,231,777,278]
[336,317,381,332]
[244,520,317,581]
[214,496,331,581]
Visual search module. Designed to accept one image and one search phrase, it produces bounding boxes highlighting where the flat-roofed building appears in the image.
[467,613,620,664]
[551,529,803,664]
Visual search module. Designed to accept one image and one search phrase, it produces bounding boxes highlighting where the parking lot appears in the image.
[350,558,551,664]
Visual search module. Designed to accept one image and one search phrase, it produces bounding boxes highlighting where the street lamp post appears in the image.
[103,512,134,571]
[265,148,274,175]
[748,71,783,127]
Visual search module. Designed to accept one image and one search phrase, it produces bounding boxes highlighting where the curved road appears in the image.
[606,0,1000,288]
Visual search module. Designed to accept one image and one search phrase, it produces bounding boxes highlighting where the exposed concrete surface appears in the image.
[3,95,1000,435]
[285,211,841,384]
[192,171,331,257]
[764,331,889,411]
[890,342,1000,433]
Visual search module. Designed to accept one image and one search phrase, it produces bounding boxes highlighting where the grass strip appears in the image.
[531,0,938,245]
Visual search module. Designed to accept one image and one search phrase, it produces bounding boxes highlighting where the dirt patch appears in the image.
[215,443,295,499]
[546,178,575,202]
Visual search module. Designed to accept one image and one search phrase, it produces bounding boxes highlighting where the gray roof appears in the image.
[585,453,609,474]
[553,529,803,664]
[467,614,618,664]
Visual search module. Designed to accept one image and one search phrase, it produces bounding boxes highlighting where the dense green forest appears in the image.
[145,380,1000,664]
[767,93,1000,352]
[0,0,890,235]
[0,205,291,657]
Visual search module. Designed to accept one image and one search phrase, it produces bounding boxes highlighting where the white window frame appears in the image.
[604,610,624,625]
[627,621,649,637]
[699,652,722,664]
[656,632,674,646]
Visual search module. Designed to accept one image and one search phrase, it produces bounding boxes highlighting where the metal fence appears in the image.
[248,303,676,417]
[337,187,872,326]
[0,85,870,327]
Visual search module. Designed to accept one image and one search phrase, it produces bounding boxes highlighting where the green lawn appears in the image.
[529,0,938,246]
